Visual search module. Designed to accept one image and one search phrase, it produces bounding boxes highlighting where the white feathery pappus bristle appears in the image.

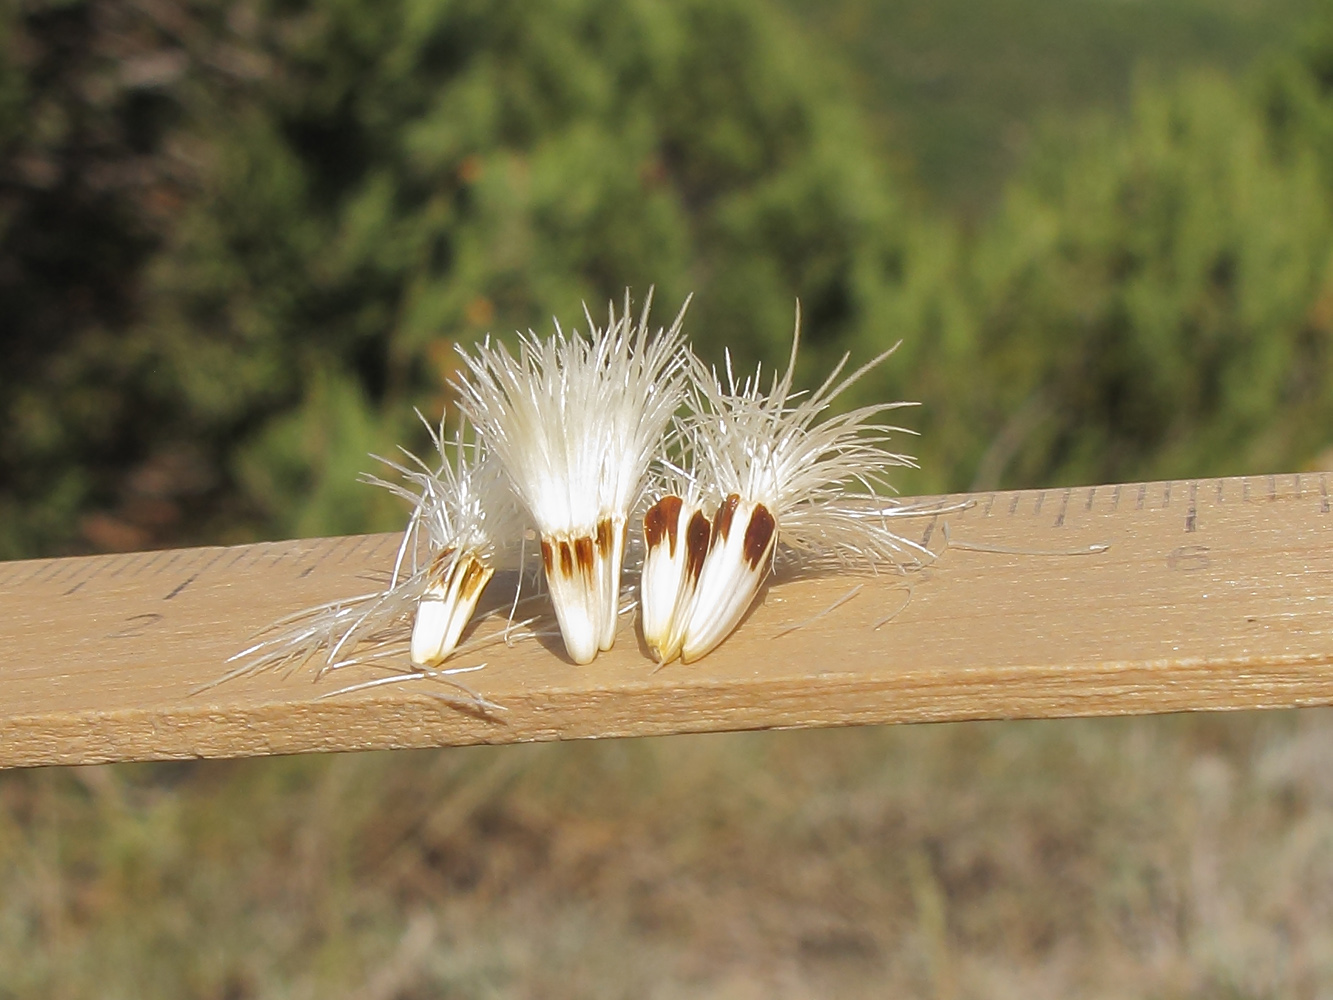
[451,289,690,664]
[217,411,528,701]
[641,303,923,664]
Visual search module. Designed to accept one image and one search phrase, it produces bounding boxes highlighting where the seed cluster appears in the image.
[229,292,928,692]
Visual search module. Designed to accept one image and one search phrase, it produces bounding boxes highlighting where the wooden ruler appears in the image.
[3,473,1333,769]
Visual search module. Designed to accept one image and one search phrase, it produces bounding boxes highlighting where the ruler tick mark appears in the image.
[184,549,228,587]
[297,544,334,580]
[163,573,199,601]
[29,560,66,584]
[1186,481,1198,533]
[64,558,111,596]
[17,560,57,586]
[1085,487,1096,511]
[46,560,83,585]
[1112,485,1122,511]
[138,550,166,574]
[109,554,142,579]
[1054,489,1071,528]
[1322,475,1330,514]
[1136,484,1146,511]
[1034,491,1045,516]
[1269,475,1277,501]
[1163,483,1172,507]
[153,552,182,576]
[338,535,368,564]
[1008,494,1021,516]
[983,493,997,516]
[245,542,277,569]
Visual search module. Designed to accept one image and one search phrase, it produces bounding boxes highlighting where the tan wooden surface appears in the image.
[3,474,1333,769]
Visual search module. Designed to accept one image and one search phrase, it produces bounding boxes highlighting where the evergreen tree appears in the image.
[0,0,204,556]
[1,0,931,555]
[960,70,1333,489]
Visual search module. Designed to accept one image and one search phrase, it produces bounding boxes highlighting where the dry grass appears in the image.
[3,710,1333,998]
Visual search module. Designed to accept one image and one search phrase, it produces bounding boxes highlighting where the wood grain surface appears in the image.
[3,474,1333,769]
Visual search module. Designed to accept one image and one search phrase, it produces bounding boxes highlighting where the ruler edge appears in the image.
[5,648,1333,769]
[4,472,1333,768]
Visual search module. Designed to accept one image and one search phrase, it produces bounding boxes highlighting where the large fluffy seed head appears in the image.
[223,413,527,683]
[648,306,922,663]
[451,291,690,537]
[361,415,529,666]
[451,291,691,663]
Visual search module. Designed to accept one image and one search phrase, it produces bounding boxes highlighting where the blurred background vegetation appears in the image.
[8,0,1333,559]
[6,0,1333,995]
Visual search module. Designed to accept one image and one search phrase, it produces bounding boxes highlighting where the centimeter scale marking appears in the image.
[2,474,1333,769]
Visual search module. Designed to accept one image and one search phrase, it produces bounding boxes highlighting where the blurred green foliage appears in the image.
[1,0,924,555]
[783,0,1317,214]
[6,0,1333,557]
[957,72,1333,488]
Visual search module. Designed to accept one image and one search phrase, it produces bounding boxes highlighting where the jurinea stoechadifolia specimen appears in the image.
[230,293,923,677]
